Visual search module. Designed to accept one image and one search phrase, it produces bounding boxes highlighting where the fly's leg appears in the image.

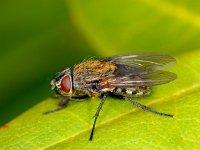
[89,94,107,141]
[124,97,173,117]
[43,95,88,115]
[70,95,88,101]
[43,98,69,115]
[113,87,173,117]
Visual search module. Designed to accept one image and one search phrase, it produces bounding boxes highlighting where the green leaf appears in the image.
[0,50,199,149]
[1,0,200,149]
[68,0,200,55]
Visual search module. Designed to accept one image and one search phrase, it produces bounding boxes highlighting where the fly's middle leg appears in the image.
[89,93,107,141]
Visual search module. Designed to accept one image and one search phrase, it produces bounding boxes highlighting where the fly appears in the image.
[44,53,177,141]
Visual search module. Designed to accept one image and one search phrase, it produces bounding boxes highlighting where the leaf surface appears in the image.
[0,50,200,149]
[1,0,200,149]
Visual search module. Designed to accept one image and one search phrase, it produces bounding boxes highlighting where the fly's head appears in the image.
[50,68,73,97]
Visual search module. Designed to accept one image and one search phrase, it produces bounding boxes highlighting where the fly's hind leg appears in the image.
[113,87,173,117]
[124,97,173,117]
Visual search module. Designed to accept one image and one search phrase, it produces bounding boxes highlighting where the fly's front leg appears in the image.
[43,98,69,115]
[43,95,88,115]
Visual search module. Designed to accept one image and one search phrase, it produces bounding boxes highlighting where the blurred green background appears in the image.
[0,0,200,126]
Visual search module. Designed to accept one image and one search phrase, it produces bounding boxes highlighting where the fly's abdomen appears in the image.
[113,86,151,97]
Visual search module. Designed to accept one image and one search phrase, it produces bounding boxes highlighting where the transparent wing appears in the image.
[108,71,177,87]
[103,53,176,74]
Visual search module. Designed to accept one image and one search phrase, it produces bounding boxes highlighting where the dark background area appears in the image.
[0,0,97,125]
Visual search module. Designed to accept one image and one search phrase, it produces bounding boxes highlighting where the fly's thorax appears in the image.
[113,86,151,97]
[72,60,117,95]
[51,68,73,96]
[73,60,116,82]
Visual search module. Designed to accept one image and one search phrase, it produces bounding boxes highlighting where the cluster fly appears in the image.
[44,53,177,141]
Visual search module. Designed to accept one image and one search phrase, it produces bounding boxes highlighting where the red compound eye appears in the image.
[60,75,71,93]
